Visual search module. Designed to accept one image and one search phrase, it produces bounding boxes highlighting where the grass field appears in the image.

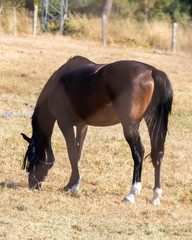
[0,34,192,239]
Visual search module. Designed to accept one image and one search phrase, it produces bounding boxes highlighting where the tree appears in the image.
[101,0,113,19]
[25,0,34,13]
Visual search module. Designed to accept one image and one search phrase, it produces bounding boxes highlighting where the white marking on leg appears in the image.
[71,176,81,193]
[150,188,162,205]
[122,182,142,203]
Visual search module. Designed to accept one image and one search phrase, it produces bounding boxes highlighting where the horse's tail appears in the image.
[145,69,173,151]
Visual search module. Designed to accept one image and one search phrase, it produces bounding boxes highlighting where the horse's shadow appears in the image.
[0,182,24,189]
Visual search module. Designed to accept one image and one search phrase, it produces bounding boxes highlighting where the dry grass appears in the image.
[0,9,192,52]
[61,16,192,52]
[0,8,34,35]
[0,34,192,240]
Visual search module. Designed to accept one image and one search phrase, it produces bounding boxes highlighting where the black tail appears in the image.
[145,69,173,150]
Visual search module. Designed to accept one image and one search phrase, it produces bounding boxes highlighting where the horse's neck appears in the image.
[32,103,55,162]
[32,71,57,143]
[32,101,55,148]
[31,72,56,161]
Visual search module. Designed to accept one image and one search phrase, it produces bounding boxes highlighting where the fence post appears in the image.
[59,0,64,35]
[172,22,177,53]
[13,7,17,36]
[33,5,38,36]
[102,14,106,46]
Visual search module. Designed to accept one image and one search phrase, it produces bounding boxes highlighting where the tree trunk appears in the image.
[25,0,34,16]
[101,0,113,20]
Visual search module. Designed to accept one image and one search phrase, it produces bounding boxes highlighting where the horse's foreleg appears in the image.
[122,127,144,203]
[57,117,80,192]
[76,124,88,161]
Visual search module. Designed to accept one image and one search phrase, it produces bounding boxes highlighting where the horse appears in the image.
[21,56,173,205]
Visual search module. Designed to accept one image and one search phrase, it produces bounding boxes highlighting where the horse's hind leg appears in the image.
[57,116,81,192]
[121,124,145,203]
[149,140,164,205]
[145,118,165,205]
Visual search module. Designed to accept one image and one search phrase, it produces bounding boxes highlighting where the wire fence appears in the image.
[0,111,34,117]
[0,5,38,36]
[0,100,34,117]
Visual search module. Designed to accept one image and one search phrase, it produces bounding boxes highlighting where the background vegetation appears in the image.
[1,0,192,21]
[0,0,192,52]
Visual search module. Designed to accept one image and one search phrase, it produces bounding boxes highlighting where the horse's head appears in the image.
[21,133,54,189]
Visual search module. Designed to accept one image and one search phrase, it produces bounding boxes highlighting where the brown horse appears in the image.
[22,56,173,205]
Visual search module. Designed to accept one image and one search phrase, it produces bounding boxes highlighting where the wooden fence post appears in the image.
[13,7,17,36]
[33,5,38,36]
[59,0,64,35]
[172,22,177,53]
[102,14,106,46]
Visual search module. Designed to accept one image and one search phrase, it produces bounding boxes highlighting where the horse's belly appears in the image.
[84,106,120,126]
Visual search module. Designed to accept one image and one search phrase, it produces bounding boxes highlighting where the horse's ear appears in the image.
[21,133,31,143]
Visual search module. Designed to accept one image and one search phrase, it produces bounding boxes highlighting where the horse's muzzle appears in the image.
[28,176,42,189]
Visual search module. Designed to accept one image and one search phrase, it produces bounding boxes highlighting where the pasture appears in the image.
[0,34,192,239]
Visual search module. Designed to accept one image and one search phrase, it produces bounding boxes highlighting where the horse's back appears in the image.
[57,56,95,76]
[48,59,155,126]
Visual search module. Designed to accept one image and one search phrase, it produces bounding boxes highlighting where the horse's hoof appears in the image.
[150,197,160,205]
[63,176,81,193]
[71,183,79,193]
[63,186,69,192]
[150,188,162,205]
[122,194,135,204]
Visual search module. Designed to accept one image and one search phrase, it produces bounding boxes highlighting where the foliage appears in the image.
[68,0,192,21]
[0,0,41,9]
[68,0,103,17]
[111,0,192,21]
[0,0,192,21]
[0,0,25,8]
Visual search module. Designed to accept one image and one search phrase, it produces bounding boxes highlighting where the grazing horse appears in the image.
[22,56,173,205]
